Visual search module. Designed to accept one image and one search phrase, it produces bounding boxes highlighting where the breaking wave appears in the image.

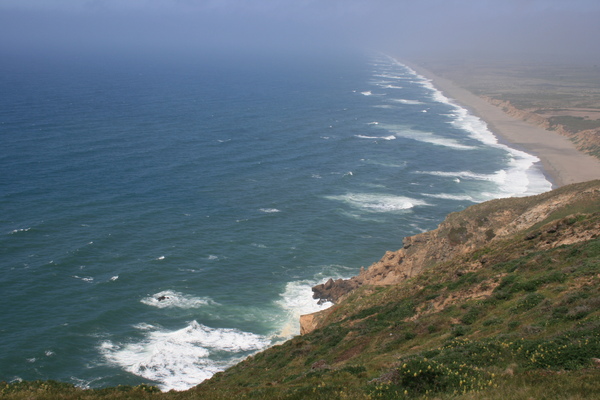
[141,291,218,309]
[325,193,430,212]
[100,321,270,391]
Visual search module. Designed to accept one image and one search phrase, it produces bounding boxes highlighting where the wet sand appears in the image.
[407,63,600,188]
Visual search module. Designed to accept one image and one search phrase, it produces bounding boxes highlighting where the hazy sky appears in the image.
[1,0,599,60]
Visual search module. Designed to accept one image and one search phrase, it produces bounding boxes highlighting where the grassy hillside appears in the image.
[3,182,600,399]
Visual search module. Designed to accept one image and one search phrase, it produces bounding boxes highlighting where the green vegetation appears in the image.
[423,60,600,111]
[549,116,600,133]
[3,183,600,399]
[421,60,600,159]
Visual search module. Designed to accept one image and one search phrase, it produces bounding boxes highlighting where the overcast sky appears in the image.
[1,0,599,61]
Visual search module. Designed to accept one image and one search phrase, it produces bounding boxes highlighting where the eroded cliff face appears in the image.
[485,98,550,128]
[310,180,600,310]
[302,181,600,335]
[486,97,600,157]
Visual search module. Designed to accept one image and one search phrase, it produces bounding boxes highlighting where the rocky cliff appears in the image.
[306,180,600,333]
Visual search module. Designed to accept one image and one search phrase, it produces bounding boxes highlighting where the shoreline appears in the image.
[405,62,600,188]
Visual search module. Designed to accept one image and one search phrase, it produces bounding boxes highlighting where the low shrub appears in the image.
[369,356,494,397]
[512,293,545,312]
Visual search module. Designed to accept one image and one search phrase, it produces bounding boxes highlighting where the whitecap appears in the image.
[373,73,409,80]
[141,290,218,309]
[377,124,477,150]
[325,193,430,212]
[379,84,403,89]
[369,79,391,85]
[133,323,158,331]
[495,148,552,197]
[389,98,425,105]
[73,275,94,283]
[420,193,476,202]
[381,58,458,107]
[110,275,119,281]
[363,160,407,169]
[415,170,505,183]
[259,208,281,213]
[415,162,550,199]
[384,56,551,197]
[447,108,499,146]
[156,255,165,260]
[415,170,516,201]
[178,268,204,273]
[416,76,450,104]
[100,321,270,391]
[275,279,334,338]
[355,134,396,141]
[446,108,552,196]
[9,227,31,234]
[361,91,372,96]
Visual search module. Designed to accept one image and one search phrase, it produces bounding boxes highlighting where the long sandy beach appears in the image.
[408,63,600,188]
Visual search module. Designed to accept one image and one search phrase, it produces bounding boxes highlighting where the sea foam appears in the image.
[420,193,476,202]
[100,321,270,391]
[141,290,218,309]
[275,279,334,338]
[390,57,552,197]
[355,134,396,141]
[8,227,31,235]
[389,98,425,105]
[259,208,281,213]
[376,124,477,150]
[326,193,430,212]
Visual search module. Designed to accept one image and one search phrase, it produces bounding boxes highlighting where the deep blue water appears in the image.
[0,51,551,390]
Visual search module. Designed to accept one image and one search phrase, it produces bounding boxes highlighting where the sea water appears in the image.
[0,51,551,391]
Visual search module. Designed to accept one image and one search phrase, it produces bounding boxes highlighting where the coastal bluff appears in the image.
[5,182,600,399]
[303,180,600,334]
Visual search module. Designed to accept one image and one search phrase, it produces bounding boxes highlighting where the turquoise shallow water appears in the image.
[0,51,551,390]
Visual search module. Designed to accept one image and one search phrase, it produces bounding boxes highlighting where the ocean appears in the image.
[0,50,551,391]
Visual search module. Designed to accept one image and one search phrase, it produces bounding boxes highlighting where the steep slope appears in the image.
[194,180,600,399]
[3,181,600,399]
[311,180,600,307]
[487,97,600,158]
